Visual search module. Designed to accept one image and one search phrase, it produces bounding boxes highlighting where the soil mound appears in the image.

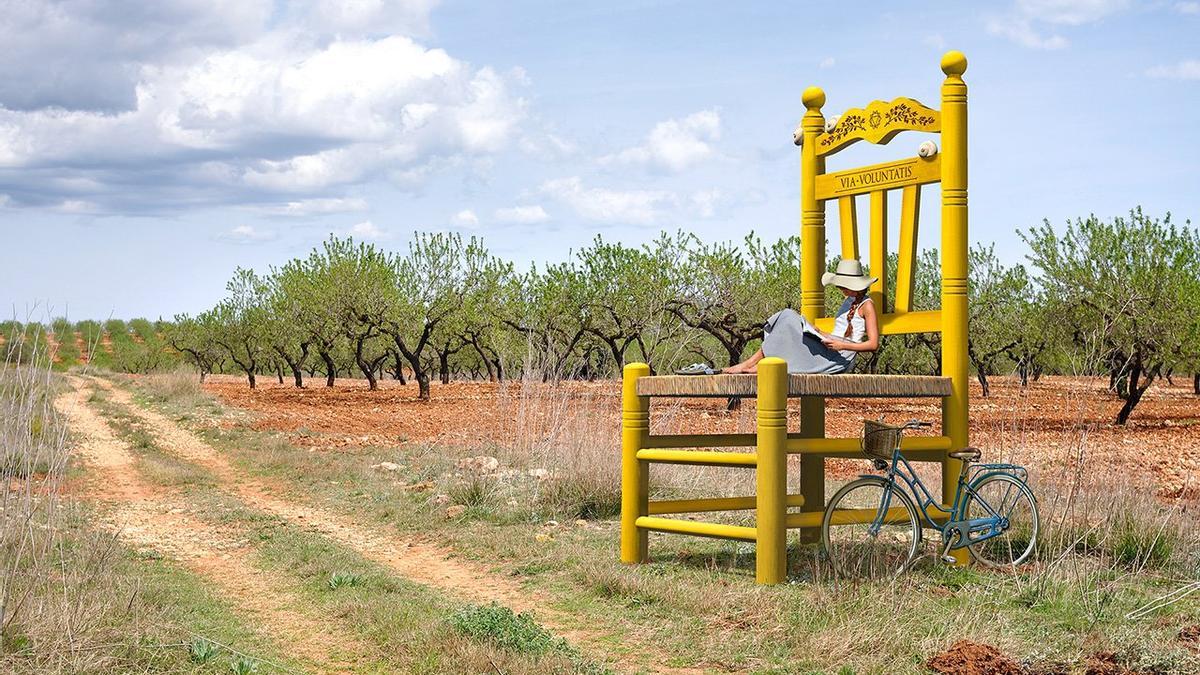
[927,640,1025,675]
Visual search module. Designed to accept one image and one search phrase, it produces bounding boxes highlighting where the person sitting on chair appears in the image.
[678,259,880,375]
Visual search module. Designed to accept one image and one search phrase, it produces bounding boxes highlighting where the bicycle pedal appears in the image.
[940,555,958,564]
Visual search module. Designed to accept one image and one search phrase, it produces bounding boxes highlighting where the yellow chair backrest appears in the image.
[797,51,971,463]
[799,51,968,343]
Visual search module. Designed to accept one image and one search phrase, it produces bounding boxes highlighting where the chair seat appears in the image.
[948,447,981,461]
[635,373,953,398]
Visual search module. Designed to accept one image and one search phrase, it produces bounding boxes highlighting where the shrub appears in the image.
[448,603,567,657]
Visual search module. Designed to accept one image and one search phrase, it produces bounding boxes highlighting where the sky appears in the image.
[2,0,1198,321]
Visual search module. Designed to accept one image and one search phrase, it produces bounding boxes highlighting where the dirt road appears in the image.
[66,376,702,673]
[56,377,371,673]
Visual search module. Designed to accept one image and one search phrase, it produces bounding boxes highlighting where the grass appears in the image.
[1,338,294,673]
[113,370,1200,674]
[84,374,607,673]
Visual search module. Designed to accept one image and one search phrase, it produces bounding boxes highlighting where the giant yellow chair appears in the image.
[620,52,972,584]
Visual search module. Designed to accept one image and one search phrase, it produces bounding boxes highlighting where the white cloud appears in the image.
[690,190,723,218]
[297,0,441,37]
[450,209,480,227]
[0,8,527,211]
[0,194,11,208]
[219,224,276,243]
[1146,60,1200,80]
[57,199,99,214]
[257,197,369,216]
[493,204,549,224]
[819,57,836,69]
[540,177,674,225]
[988,0,1127,49]
[0,1,274,113]
[347,220,389,240]
[923,34,948,50]
[1176,1,1200,14]
[519,132,577,160]
[600,110,721,173]
[986,17,1069,49]
[1015,0,1128,25]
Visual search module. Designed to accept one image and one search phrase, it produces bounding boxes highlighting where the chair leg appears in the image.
[755,358,788,584]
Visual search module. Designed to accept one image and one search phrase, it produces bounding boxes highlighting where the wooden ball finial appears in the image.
[801,86,826,110]
[941,51,968,76]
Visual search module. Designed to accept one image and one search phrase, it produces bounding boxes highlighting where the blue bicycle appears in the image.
[821,419,1039,579]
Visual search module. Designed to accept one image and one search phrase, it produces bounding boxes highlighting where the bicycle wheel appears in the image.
[822,476,921,580]
[960,473,1039,568]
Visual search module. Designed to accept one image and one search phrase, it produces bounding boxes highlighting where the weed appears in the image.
[229,655,260,674]
[1109,510,1176,569]
[189,637,220,663]
[449,602,567,657]
[449,475,498,513]
[141,366,210,407]
[327,571,365,590]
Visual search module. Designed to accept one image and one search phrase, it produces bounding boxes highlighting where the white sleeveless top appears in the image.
[830,297,870,360]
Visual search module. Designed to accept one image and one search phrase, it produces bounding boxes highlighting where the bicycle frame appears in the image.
[865,441,1028,550]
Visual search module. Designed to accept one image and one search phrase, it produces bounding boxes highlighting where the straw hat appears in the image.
[821,259,877,291]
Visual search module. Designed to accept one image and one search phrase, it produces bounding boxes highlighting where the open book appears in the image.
[802,321,828,342]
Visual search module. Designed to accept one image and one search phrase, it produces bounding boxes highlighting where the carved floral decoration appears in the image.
[820,101,937,148]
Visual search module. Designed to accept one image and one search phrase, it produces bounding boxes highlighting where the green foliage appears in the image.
[326,571,365,590]
[189,637,220,663]
[1022,208,1200,423]
[82,210,1196,413]
[448,602,568,657]
[665,231,798,367]
[229,656,260,674]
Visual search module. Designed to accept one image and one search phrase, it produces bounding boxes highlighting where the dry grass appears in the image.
[137,365,209,408]
[2,335,264,673]
[0,331,142,671]
[131,364,1200,673]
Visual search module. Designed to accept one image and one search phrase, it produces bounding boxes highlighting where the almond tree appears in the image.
[666,232,796,368]
[380,232,480,400]
[576,235,691,374]
[500,260,591,381]
[315,237,396,391]
[965,244,1036,396]
[168,313,223,382]
[211,268,269,389]
[262,270,312,388]
[1023,208,1200,424]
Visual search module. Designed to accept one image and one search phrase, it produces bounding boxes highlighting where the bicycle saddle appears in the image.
[948,446,982,461]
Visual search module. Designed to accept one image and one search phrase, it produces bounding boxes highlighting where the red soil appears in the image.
[199,374,1200,498]
[927,640,1025,675]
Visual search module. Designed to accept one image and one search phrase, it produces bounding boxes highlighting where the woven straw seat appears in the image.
[635,373,952,398]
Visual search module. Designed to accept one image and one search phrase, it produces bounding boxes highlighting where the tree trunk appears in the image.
[416,372,431,401]
[1116,386,1146,425]
[1193,373,1199,395]
[723,341,745,369]
[247,371,256,389]
[976,369,990,398]
[290,362,303,388]
[320,351,336,387]
[354,337,379,391]
[969,349,990,397]
[439,351,450,385]
[199,370,207,384]
[1115,360,1155,425]
[276,366,284,384]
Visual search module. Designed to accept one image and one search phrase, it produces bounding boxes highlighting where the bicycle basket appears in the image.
[861,419,902,460]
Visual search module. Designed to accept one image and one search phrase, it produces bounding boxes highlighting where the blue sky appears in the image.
[2,0,1198,321]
